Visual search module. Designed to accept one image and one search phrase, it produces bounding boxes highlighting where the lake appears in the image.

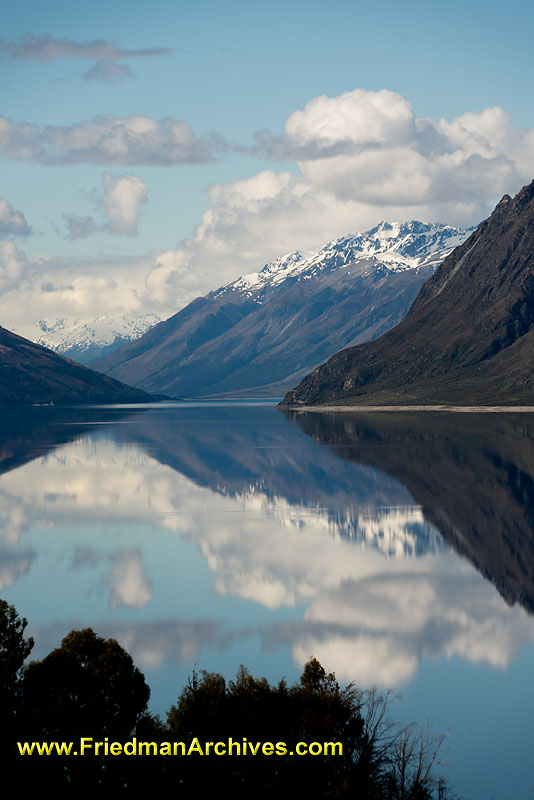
[1,401,534,799]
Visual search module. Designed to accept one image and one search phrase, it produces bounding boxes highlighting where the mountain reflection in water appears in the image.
[4,403,534,798]
[2,403,534,694]
[287,409,534,613]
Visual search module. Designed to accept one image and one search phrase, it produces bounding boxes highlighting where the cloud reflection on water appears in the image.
[1,406,534,688]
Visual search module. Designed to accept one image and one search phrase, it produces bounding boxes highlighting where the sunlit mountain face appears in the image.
[92,221,472,398]
[2,402,534,799]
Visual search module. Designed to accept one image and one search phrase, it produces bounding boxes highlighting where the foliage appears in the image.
[0,598,34,730]
[165,657,450,798]
[0,600,453,797]
[22,627,150,738]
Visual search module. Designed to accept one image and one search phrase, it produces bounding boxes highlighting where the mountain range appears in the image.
[283,180,534,407]
[91,221,470,397]
[34,312,161,364]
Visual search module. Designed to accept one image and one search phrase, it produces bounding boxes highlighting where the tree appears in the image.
[165,658,373,797]
[385,720,449,800]
[1,602,454,796]
[0,598,34,727]
[22,627,150,738]
[19,627,151,790]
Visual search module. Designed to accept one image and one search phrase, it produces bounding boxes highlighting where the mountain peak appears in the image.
[214,220,472,301]
[282,180,534,407]
[33,312,161,364]
[93,219,471,399]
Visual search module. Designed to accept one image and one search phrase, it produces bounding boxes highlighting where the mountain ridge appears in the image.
[92,221,471,397]
[282,181,534,407]
[0,325,153,406]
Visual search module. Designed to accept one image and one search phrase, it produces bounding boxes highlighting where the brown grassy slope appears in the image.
[282,181,534,406]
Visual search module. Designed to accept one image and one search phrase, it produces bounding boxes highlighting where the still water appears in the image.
[1,401,534,798]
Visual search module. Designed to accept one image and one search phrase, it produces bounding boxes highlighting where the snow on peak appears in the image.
[227,250,306,294]
[31,220,471,361]
[34,312,161,358]
[214,221,472,300]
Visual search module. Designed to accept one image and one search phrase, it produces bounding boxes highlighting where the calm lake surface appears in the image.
[2,401,534,799]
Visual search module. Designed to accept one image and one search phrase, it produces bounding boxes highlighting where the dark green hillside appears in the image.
[0,326,153,406]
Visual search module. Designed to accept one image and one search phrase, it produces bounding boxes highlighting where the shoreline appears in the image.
[285,404,534,413]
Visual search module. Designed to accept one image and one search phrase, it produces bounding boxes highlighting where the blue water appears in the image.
[2,402,534,799]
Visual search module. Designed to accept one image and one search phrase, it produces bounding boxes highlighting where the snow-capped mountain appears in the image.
[283,181,534,409]
[34,313,161,364]
[93,220,472,397]
[217,221,470,300]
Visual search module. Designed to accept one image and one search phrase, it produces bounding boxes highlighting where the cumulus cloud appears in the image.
[288,567,534,686]
[256,89,534,211]
[0,34,172,61]
[106,549,153,610]
[0,114,217,165]
[27,618,224,669]
[0,240,27,292]
[174,170,376,277]
[151,90,534,286]
[4,88,534,340]
[81,60,135,83]
[0,248,207,340]
[62,172,148,239]
[100,619,222,669]
[101,172,148,235]
[0,196,31,237]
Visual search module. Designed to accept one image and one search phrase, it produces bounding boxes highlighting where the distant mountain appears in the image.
[93,221,470,397]
[0,326,153,406]
[282,181,534,407]
[34,312,161,364]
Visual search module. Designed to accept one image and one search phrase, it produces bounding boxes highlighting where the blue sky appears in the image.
[1,0,534,337]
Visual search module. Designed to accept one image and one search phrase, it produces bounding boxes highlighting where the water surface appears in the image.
[1,402,534,799]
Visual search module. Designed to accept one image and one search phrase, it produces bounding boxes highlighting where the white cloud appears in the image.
[0,197,31,237]
[0,34,172,61]
[147,90,534,290]
[107,549,153,610]
[286,88,416,149]
[101,172,148,235]
[62,172,148,239]
[3,88,534,338]
[167,170,373,283]
[28,618,222,669]
[281,89,534,209]
[0,114,216,165]
[0,248,208,340]
[0,549,34,591]
[0,240,27,292]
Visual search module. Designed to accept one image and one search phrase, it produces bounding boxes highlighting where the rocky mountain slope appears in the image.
[93,221,469,397]
[282,181,534,407]
[0,326,153,405]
